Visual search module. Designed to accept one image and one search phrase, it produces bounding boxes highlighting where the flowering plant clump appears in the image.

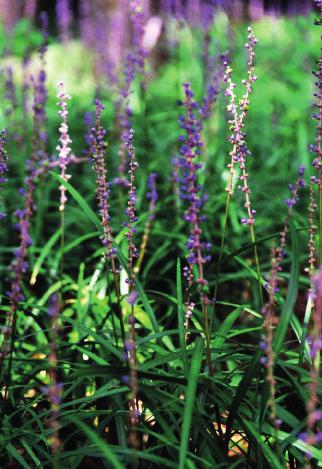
[0,3,321,468]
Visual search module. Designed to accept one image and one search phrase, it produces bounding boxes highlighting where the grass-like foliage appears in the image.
[0,2,321,468]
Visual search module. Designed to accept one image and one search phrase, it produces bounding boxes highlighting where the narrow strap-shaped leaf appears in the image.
[68,415,124,469]
[225,349,260,440]
[6,443,29,469]
[273,220,299,357]
[50,171,101,230]
[30,227,62,285]
[179,338,203,469]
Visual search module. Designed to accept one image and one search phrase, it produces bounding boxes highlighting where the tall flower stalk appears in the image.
[299,268,322,449]
[212,27,261,328]
[260,169,305,429]
[0,76,45,385]
[116,0,147,186]
[299,4,322,452]
[56,82,72,213]
[56,82,71,280]
[178,82,212,372]
[124,128,140,448]
[86,99,125,346]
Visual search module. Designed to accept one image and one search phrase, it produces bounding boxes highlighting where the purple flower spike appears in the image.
[146,172,158,220]
[127,290,138,306]
[56,0,72,43]
[86,99,118,265]
[176,82,213,323]
[0,130,9,220]
[124,128,139,288]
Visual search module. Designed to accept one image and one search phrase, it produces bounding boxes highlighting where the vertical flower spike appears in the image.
[177,82,213,372]
[0,130,8,221]
[260,168,305,428]
[87,100,117,262]
[308,0,321,315]
[56,0,72,43]
[0,76,46,374]
[299,3,322,449]
[56,82,72,212]
[311,0,322,262]
[300,267,322,447]
[85,99,125,346]
[311,3,322,269]
[178,83,211,320]
[35,11,49,159]
[79,0,93,48]
[308,175,318,288]
[123,127,140,444]
[124,128,139,288]
[218,28,262,309]
[224,27,258,224]
[129,0,147,78]
[116,0,147,186]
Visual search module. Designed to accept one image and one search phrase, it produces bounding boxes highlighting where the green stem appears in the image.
[249,223,263,307]
[210,191,232,331]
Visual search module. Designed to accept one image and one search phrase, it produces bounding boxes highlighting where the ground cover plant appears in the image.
[0,0,321,467]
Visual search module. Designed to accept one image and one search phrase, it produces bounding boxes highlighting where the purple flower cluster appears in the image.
[32,13,48,156]
[86,99,117,262]
[0,130,8,221]
[162,0,219,28]
[79,0,93,48]
[284,165,306,209]
[56,82,72,212]
[176,83,212,325]
[200,80,221,123]
[178,83,211,281]
[146,172,158,220]
[116,0,148,186]
[4,51,51,317]
[261,166,305,324]
[24,0,37,17]
[56,0,72,43]
[308,177,318,283]
[42,382,64,406]
[310,41,322,173]
[124,128,139,287]
[129,0,147,77]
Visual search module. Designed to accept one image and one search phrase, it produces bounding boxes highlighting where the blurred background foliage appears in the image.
[0,4,319,235]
